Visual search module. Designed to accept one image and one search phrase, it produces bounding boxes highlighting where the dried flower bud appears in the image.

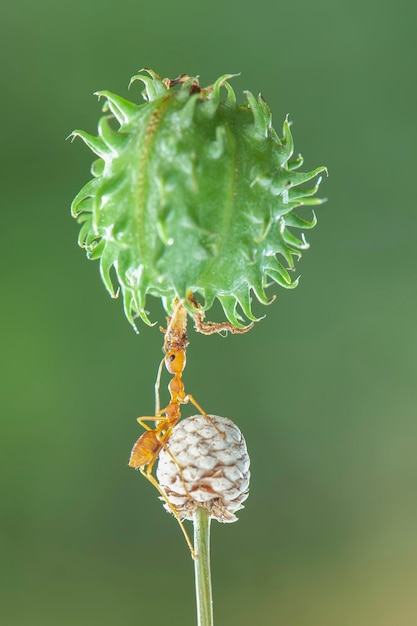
[156,415,250,522]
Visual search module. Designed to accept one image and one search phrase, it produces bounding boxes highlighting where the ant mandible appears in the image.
[128,294,253,557]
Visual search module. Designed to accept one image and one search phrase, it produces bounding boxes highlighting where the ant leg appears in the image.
[154,356,165,415]
[137,421,192,501]
[140,467,197,559]
[187,394,226,439]
[137,415,169,431]
[135,423,193,502]
[153,430,193,501]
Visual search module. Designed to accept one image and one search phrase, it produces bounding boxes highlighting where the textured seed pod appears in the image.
[156,415,250,522]
[71,70,327,330]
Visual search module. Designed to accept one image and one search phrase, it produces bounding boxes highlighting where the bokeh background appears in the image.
[1,1,416,624]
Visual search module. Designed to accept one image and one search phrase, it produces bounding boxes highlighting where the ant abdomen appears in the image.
[128,431,161,469]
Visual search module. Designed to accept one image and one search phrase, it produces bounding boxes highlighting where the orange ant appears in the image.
[128,294,253,557]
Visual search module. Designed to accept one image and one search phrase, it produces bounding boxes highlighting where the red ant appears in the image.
[128,295,253,557]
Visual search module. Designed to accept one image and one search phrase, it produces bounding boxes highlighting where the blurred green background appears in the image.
[1,0,416,624]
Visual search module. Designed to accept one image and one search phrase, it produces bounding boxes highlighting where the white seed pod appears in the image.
[156,415,250,522]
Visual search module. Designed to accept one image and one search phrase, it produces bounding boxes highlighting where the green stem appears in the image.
[193,507,213,626]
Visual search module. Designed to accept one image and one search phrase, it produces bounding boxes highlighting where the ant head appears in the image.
[165,349,186,375]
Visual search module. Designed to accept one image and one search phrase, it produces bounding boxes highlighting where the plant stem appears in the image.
[193,507,213,626]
